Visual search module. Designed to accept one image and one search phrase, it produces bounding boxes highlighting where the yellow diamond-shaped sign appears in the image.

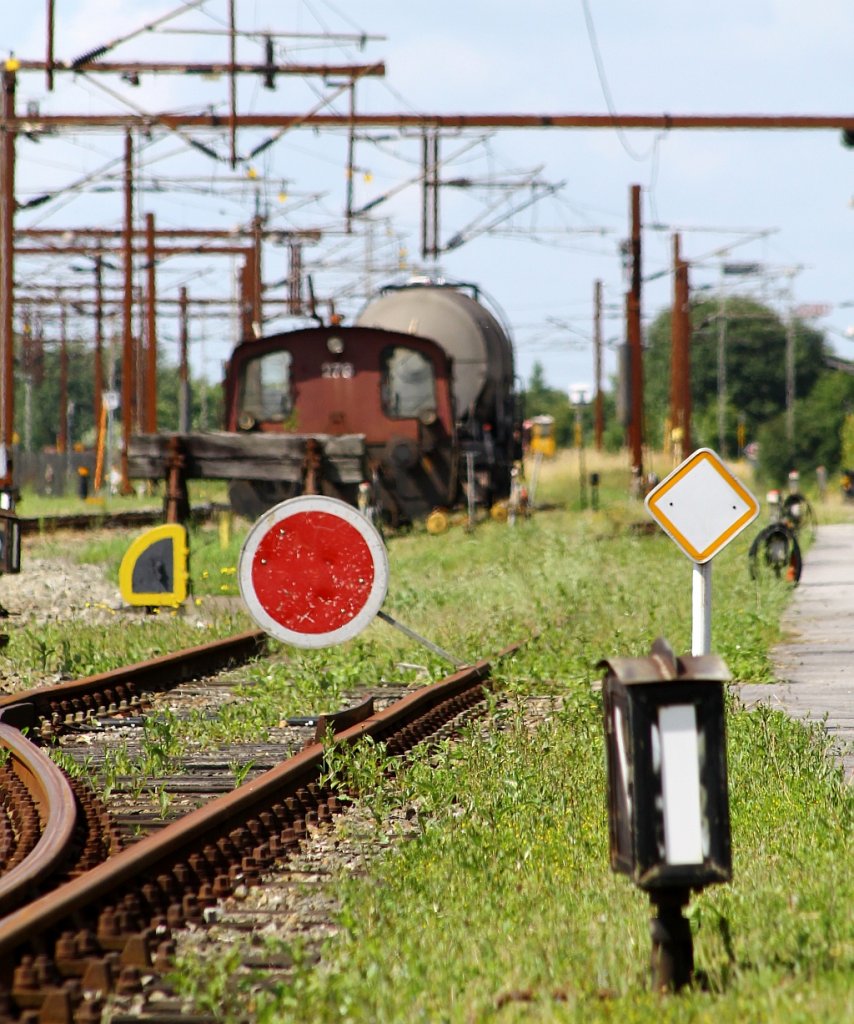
[645,448,760,563]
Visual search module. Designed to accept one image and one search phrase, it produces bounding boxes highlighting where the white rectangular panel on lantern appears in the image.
[658,704,704,866]
[600,638,732,891]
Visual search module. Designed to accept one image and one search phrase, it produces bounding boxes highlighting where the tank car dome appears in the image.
[355,283,514,421]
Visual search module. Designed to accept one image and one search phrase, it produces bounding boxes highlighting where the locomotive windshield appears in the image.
[238,350,293,420]
[381,346,436,419]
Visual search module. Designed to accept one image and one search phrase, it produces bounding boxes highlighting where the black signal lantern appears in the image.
[0,511,21,575]
[600,637,732,991]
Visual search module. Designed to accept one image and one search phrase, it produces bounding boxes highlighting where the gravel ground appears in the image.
[0,532,243,628]
[0,552,125,625]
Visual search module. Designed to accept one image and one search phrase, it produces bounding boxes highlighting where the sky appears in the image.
[5,0,854,400]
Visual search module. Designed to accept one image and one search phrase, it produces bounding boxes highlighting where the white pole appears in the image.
[691,560,713,655]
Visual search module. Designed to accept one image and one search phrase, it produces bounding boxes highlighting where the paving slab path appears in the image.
[738,521,854,783]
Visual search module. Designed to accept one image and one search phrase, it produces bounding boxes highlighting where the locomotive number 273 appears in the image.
[321,361,355,380]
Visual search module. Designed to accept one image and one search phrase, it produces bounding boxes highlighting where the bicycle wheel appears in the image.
[749,525,802,584]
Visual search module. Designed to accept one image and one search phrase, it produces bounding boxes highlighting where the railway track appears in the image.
[0,629,521,1021]
[16,503,230,536]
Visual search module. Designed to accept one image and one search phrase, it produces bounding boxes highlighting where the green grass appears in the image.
[173,692,852,1023]
[164,493,853,1022]
[12,459,852,1020]
[1,614,253,688]
[283,705,850,1023]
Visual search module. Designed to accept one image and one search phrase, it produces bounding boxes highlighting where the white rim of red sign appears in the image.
[238,495,389,648]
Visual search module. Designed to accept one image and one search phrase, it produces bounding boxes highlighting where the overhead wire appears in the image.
[579,0,660,163]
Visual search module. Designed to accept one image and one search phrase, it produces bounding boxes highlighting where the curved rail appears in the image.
[0,724,78,916]
[0,653,502,955]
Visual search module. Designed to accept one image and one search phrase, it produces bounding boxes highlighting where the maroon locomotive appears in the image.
[224,280,521,524]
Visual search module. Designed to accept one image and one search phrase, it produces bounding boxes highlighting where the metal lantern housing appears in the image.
[601,637,732,892]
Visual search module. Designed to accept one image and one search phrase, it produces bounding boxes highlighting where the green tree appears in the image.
[15,338,96,451]
[520,361,621,450]
[757,370,854,482]
[644,295,827,453]
[520,361,575,446]
[13,335,223,452]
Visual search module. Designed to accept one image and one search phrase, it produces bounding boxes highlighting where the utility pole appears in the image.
[288,243,303,314]
[717,270,728,457]
[178,288,191,434]
[785,272,797,456]
[0,67,16,488]
[58,301,69,453]
[144,212,158,433]
[626,184,644,488]
[93,256,104,438]
[594,279,603,451]
[670,234,691,460]
[421,130,439,260]
[120,131,135,494]
[251,215,263,336]
[346,82,356,232]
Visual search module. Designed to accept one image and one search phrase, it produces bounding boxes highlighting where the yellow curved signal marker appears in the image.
[119,524,189,607]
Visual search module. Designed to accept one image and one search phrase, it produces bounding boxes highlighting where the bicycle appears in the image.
[748,521,802,583]
[748,488,805,584]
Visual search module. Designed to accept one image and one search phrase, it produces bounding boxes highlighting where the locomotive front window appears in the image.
[238,350,293,421]
[381,346,437,419]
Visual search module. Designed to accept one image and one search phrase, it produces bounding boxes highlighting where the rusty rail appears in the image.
[0,653,504,1010]
[0,629,268,735]
[17,503,230,535]
[0,724,78,916]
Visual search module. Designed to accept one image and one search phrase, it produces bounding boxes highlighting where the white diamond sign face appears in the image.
[645,448,760,563]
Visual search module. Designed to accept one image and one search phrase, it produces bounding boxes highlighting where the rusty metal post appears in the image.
[302,437,322,495]
[178,287,191,434]
[649,889,694,992]
[288,242,303,315]
[93,256,104,437]
[228,0,238,169]
[346,82,355,232]
[670,234,683,460]
[627,184,643,486]
[164,435,190,524]
[594,279,603,451]
[58,302,68,453]
[0,68,16,488]
[252,215,263,336]
[46,0,55,91]
[238,253,249,341]
[120,131,135,494]
[671,235,692,457]
[144,212,158,433]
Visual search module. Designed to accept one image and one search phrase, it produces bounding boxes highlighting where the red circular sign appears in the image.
[238,496,388,647]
